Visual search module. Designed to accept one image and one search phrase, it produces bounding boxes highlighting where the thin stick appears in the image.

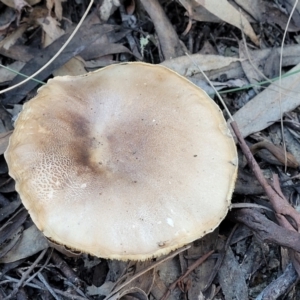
[231,203,273,212]
[104,245,191,300]
[0,64,45,85]
[231,120,300,231]
[161,250,214,300]
[3,249,47,300]
[38,273,61,300]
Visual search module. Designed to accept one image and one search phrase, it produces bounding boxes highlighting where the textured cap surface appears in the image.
[5,62,237,260]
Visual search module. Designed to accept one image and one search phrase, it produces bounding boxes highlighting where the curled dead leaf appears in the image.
[46,0,66,20]
[250,141,299,169]
[178,0,259,45]
[1,0,30,11]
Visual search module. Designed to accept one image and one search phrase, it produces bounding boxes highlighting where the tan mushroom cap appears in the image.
[5,62,237,260]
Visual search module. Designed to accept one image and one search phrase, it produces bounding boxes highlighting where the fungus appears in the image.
[5,62,237,260]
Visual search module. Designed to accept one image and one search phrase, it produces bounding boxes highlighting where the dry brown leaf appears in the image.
[46,0,66,20]
[161,54,244,94]
[0,130,13,155]
[187,231,219,297]
[104,261,154,300]
[0,24,27,50]
[37,16,65,47]
[1,0,30,10]
[232,62,300,138]
[53,56,87,76]
[218,246,248,299]
[100,0,121,21]
[108,287,148,300]
[81,39,132,61]
[161,54,242,76]
[178,0,259,45]
[0,225,49,263]
[87,282,115,297]
[178,0,220,23]
[239,40,263,94]
[236,0,300,31]
[161,45,300,88]
[85,57,116,69]
[151,273,178,300]
[47,239,82,257]
[234,0,262,21]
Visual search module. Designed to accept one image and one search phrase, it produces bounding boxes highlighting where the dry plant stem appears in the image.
[104,245,191,300]
[4,249,47,300]
[1,275,47,289]
[161,250,214,300]
[231,203,273,212]
[231,120,300,278]
[228,209,300,252]
[250,141,298,168]
[38,273,60,300]
[231,121,300,230]
[51,251,80,285]
[24,249,53,287]
[2,275,88,300]
[139,0,185,60]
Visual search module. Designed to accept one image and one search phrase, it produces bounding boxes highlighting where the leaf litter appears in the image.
[1,0,300,299]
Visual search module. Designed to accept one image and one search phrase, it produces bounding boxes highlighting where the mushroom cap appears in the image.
[5,62,237,260]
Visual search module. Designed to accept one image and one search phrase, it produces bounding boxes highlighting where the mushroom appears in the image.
[5,62,237,260]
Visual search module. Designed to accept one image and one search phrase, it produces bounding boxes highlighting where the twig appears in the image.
[3,249,47,300]
[231,120,300,230]
[231,203,273,212]
[250,141,299,168]
[161,250,214,300]
[51,251,80,285]
[139,0,185,60]
[25,248,52,286]
[104,245,191,300]
[228,208,300,252]
[38,272,61,300]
